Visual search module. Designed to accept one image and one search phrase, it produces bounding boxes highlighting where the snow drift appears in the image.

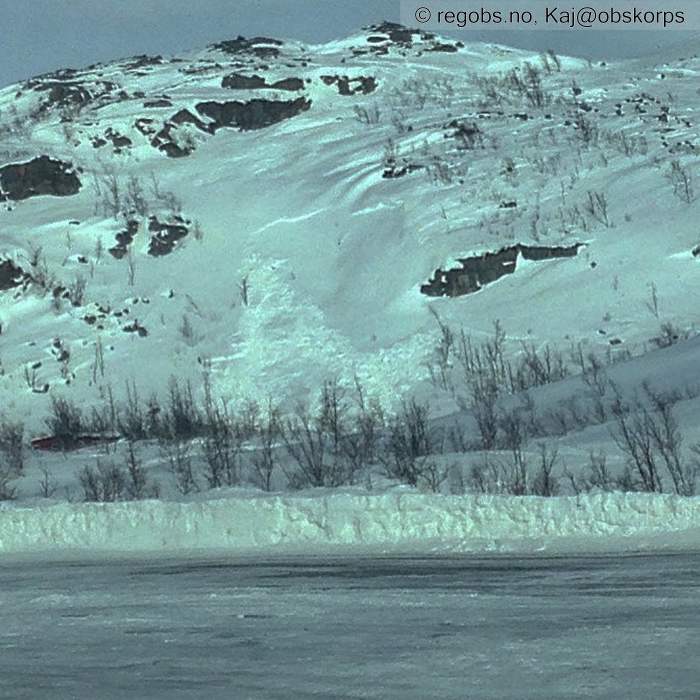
[1,492,699,556]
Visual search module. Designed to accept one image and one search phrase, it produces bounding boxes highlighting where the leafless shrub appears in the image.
[251,401,281,491]
[653,321,683,349]
[469,453,504,494]
[427,308,455,391]
[118,380,147,440]
[67,274,87,306]
[521,62,547,109]
[23,362,44,393]
[37,466,59,498]
[573,114,598,146]
[353,103,381,125]
[380,399,444,488]
[0,418,24,475]
[24,244,55,293]
[564,449,616,495]
[92,169,122,218]
[126,249,136,287]
[161,439,199,495]
[125,174,149,216]
[179,314,197,346]
[282,404,334,488]
[78,460,127,502]
[643,385,696,496]
[645,281,660,319]
[585,450,615,491]
[160,377,204,441]
[149,173,182,212]
[0,416,23,499]
[91,336,106,383]
[609,382,696,495]
[282,382,351,488]
[667,160,694,203]
[602,130,647,157]
[497,408,529,494]
[412,459,448,493]
[469,374,500,450]
[508,342,569,392]
[579,350,608,398]
[584,190,611,228]
[531,443,560,496]
[201,401,241,488]
[124,440,159,499]
[609,386,663,493]
[345,377,384,468]
[236,399,260,440]
[45,396,84,449]
[0,465,17,500]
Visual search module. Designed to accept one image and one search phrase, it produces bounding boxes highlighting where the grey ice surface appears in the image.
[1,552,699,699]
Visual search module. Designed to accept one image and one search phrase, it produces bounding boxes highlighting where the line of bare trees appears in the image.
[4,341,699,502]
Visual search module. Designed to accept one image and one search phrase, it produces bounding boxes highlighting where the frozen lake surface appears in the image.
[1,552,699,699]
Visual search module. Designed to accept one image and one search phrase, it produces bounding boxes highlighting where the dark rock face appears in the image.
[320,75,377,96]
[92,127,132,153]
[28,78,116,113]
[134,117,157,137]
[148,215,190,256]
[143,98,173,108]
[271,77,305,91]
[36,82,91,109]
[0,259,26,291]
[123,320,148,337]
[179,62,224,76]
[26,68,79,83]
[367,21,428,46]
[358,22,460,55]
[109,219,140,259]
[148,109,212,157]
[195,97,311,131]
[169,109,212,131]
[222,73,304,91]
[222,73,268,90]
[0,157,81,201]
[211,36,283,58]
[421,243,583,297]
[123,54,163,71]
[427,43,459,53]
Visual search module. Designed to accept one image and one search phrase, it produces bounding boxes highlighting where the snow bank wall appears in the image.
[1,492,699,555]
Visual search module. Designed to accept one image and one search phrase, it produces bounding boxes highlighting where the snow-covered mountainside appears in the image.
[1,23,696,428]
[0,24,699,555]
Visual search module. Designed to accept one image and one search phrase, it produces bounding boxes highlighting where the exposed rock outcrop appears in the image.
[320,75,377,96]
[211,36,283,59]
[421,243,584,297]
[0,259,26,291]
[109,219,140,259]
[147,215,190,256]
[195,97,311,131]
[222,73,304,91]
[0,156,81,201]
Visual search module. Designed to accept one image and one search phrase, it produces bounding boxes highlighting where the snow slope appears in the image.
[0,24,699,545]
[0,24,697,429]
